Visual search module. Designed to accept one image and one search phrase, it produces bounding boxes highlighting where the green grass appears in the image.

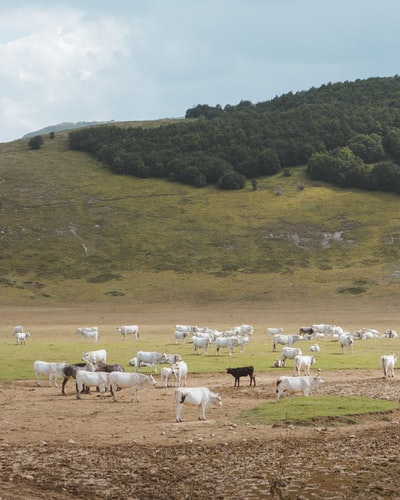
[240,396,398,425]
[0,130,399,304]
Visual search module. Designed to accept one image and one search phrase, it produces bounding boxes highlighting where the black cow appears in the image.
[226,366,255,387]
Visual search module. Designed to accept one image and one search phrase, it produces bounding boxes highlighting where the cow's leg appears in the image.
[176,403,183,422]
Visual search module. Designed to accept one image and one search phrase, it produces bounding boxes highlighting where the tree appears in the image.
[218,170,246,190]
[28,135,43,150]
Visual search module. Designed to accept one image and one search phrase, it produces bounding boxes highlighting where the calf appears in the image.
[293,354,316,376]
[15,332,31,345]
[276,374,324,400]
[226,366,255,387]
[160,366,177,388]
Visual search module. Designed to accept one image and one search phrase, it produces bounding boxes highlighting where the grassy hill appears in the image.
[0,128,399,305]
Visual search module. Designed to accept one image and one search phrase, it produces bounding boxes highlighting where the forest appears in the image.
[69,76,400,192]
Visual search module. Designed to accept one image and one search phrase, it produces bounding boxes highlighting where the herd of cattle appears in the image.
[12,321,400,421]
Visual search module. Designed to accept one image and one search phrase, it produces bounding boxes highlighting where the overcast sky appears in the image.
[1,0,399,143]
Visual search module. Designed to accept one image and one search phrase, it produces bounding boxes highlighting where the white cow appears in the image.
[293,354,316,376]
[109,372,157,402]
[75,371,109,399]
[339,334,354,354]
[215,336,241,356]
[175,387,222,422]
[273,334,302,352]
[232,324,254,335]
[175,325,195,334]
[117,325,139,340]
[77,327,99,342]
[14,325,23,337]
[309,344,320,352]
[15,332,31,344]
[131,351,168,372]
[280,347,302,367]
[81,349,107,364]
[172,360,188,387]
[174,330,189,344]
[267,327,284,335]
[160,366,177,388]
[276,374,324,400]
[33,361,67,387]
[312,324,333,334]
[381,354,397,378]
[192,336,210,355]
[128,357,153,369]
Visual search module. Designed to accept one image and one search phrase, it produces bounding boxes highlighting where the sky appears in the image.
[1,0,400,143]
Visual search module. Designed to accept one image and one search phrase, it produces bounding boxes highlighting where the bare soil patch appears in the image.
[1,300,400,499]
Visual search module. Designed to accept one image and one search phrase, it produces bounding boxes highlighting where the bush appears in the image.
[28,135,44,150]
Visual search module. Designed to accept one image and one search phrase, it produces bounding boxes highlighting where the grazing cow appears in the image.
[215,336,242,356]
[226,366,255,387]
[116,325,139,340]
[175,387,222,422]
[160,366,177,388]
[309,344,320,353]
[276,374,324,400]
[273,334,302,352]
[131,351,168,372]
[61,362,95,395]
[75,371,109,399]
[33,361,67,387]
[280,347,303,367]
[232,324,254,336]
[81,349,107,364]
[381,354,397,378]
[109,372,157,402]
[293,354,316,376]
[15,332,31,344]
[192,336,210,355]
[385,329,398,339]
[339,334,354,354]
[312,324,333,334]
[174,330,189,344]
[77,327,99,342]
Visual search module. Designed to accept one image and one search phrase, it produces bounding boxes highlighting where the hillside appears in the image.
[0,130,400,305]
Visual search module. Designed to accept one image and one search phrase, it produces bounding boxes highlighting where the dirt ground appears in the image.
[1,299,400,499]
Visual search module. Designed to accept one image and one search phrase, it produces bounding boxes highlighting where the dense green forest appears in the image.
[69,76,400,193]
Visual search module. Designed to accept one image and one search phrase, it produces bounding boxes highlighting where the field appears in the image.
[1,297,400,499]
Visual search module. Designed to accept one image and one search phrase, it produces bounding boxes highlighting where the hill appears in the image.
[0,128,400,305]
[22,121,109,138]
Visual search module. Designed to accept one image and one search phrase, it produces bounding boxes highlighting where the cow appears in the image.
[192,336,210,355]
[280,347,302,367]
[116,325,139,340]
[14,325,23,337]
[61,362,96,395]
[175,387,222,422]
[131,351,168,372]
[109,372,157,402]
[15,332,31,345]
[339,334,354,354]
[75,371,109,399]
[226,366,255,387]
[77,327,99,342]
[273,359,284,368]
[273,334,302,352]
[309,344,320,353]
[215,336,241,356]
[94,362,124,373]
[299,326,314,336]
[175,325,196,334]
[174,330,189,344]
[312,324,333,334]
[33,361,67,387]
[293,354,316,376]
[172,360,188,387]
[266,328,284,335]
[82,349,107,364]
[276,374,324,400]
[381,354,397,378]
[160,366,177,388]
[385,329,398,339]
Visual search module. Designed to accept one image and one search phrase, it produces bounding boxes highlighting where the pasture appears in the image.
[1,300,400,499]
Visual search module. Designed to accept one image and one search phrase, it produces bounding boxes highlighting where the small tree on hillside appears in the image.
[28,135,43,150]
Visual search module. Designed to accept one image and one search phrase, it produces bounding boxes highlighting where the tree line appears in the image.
[69,76,400,192]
